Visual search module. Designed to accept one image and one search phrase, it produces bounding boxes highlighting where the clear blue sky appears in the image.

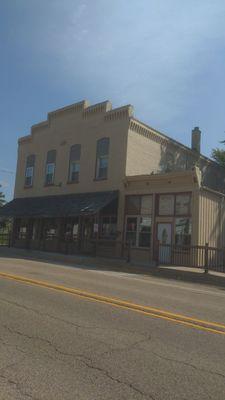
[1,0,225,201]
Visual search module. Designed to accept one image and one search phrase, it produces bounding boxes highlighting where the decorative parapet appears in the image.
[49,100,89,122]
[31,120,49,133]
[104,105,133,122]
[82,101,112,119]
[18,135,32,144]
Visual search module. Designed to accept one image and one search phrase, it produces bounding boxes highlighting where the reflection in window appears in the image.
[125,196,140,215]
[43,220,57,240]
[68,145,81,183]
[125,216,151,248]
[138,217,151,247]
[25,154,35,187]
[125,217,137,247]
[158,193,191,216]
[64,220,79,241]
[126,195,152,215]
[32,220,39,240]
[175,194,191,216]
[96,138,109,179]
[100,216,117,239]
[158,194,174,216]
[18,226,27,240]
[175,218,191,246]
[141,196,152,215]
[45,150,56,185]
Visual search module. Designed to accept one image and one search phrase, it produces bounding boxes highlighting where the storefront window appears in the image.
[32,220,39,240]
[138,217,151,247]
[100,216,117,239]
[126,195,152,215]
[175,218,191,246]
[175,194,191,215]
[64,220,79,241]
[158,194,174,215]
[125,217,138,246]
[126,196,141,214]
[140,196,153,215]
[43,220,57,240]
[158,193,191,216]
[125,216,151,248]
[18,226,27,240]
[125,195,152,248]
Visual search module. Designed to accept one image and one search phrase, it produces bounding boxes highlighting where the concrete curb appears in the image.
[0,247,225,288]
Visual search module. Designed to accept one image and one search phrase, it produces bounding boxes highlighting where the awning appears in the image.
[0,191,118,218]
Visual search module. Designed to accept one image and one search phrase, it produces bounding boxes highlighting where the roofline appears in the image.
[125,169,196,182]
[201,186,225,198]
[130,117,225,171]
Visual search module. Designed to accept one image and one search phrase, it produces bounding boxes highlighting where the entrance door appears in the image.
[157,223,172,263]
[81,217,94,254]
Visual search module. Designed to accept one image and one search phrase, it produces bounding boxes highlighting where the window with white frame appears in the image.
[125,216,152,248]
[68,144,81,183]
[125,195,152,248]
[45,150,56,185]
[95,138,110,180]
[25,154,35,187]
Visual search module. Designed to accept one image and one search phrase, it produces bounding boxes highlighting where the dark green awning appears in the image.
[0,191,118,218]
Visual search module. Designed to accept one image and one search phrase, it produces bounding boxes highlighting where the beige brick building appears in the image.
[1,99,225,265]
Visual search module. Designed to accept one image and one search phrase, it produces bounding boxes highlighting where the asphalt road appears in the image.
[0,256,225,399]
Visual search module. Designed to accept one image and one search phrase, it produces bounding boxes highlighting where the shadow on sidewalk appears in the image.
[0,247,225,290]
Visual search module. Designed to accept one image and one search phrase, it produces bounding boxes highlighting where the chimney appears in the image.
[191,127,201,153]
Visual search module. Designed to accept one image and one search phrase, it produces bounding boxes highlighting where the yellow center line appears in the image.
[0,271,225,336]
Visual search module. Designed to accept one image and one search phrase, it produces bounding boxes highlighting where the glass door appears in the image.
[157,223,172,263]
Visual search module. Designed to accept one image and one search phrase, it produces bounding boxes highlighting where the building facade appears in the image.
[1,99,225,264]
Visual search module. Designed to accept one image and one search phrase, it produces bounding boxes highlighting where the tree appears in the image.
[211,140,225,168]
[0,185,6,207]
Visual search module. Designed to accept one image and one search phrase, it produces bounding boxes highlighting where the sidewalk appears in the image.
[0,246,225,289]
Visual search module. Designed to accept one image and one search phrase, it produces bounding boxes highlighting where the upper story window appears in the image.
[68,144,81,183]
[45,150,56,186]
[95,138,110,180]
[25,154,35,187]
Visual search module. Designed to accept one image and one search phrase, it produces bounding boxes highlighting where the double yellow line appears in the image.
[1,271,225,336]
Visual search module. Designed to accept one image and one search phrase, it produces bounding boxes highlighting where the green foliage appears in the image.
[0,185,6,207]
[211,147,225,167]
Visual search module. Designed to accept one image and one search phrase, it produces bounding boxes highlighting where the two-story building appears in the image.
[1,99,225,265]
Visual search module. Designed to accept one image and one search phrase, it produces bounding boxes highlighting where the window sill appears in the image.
[67,180,79,185]
[93,177,108,182]
[44,183,55,187]
[99,237,117,240]
[125,245,151,250]
[24,185,33,189]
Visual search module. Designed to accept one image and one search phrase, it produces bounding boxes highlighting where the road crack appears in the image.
[151,351,225,380]
[79,357,156,399]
